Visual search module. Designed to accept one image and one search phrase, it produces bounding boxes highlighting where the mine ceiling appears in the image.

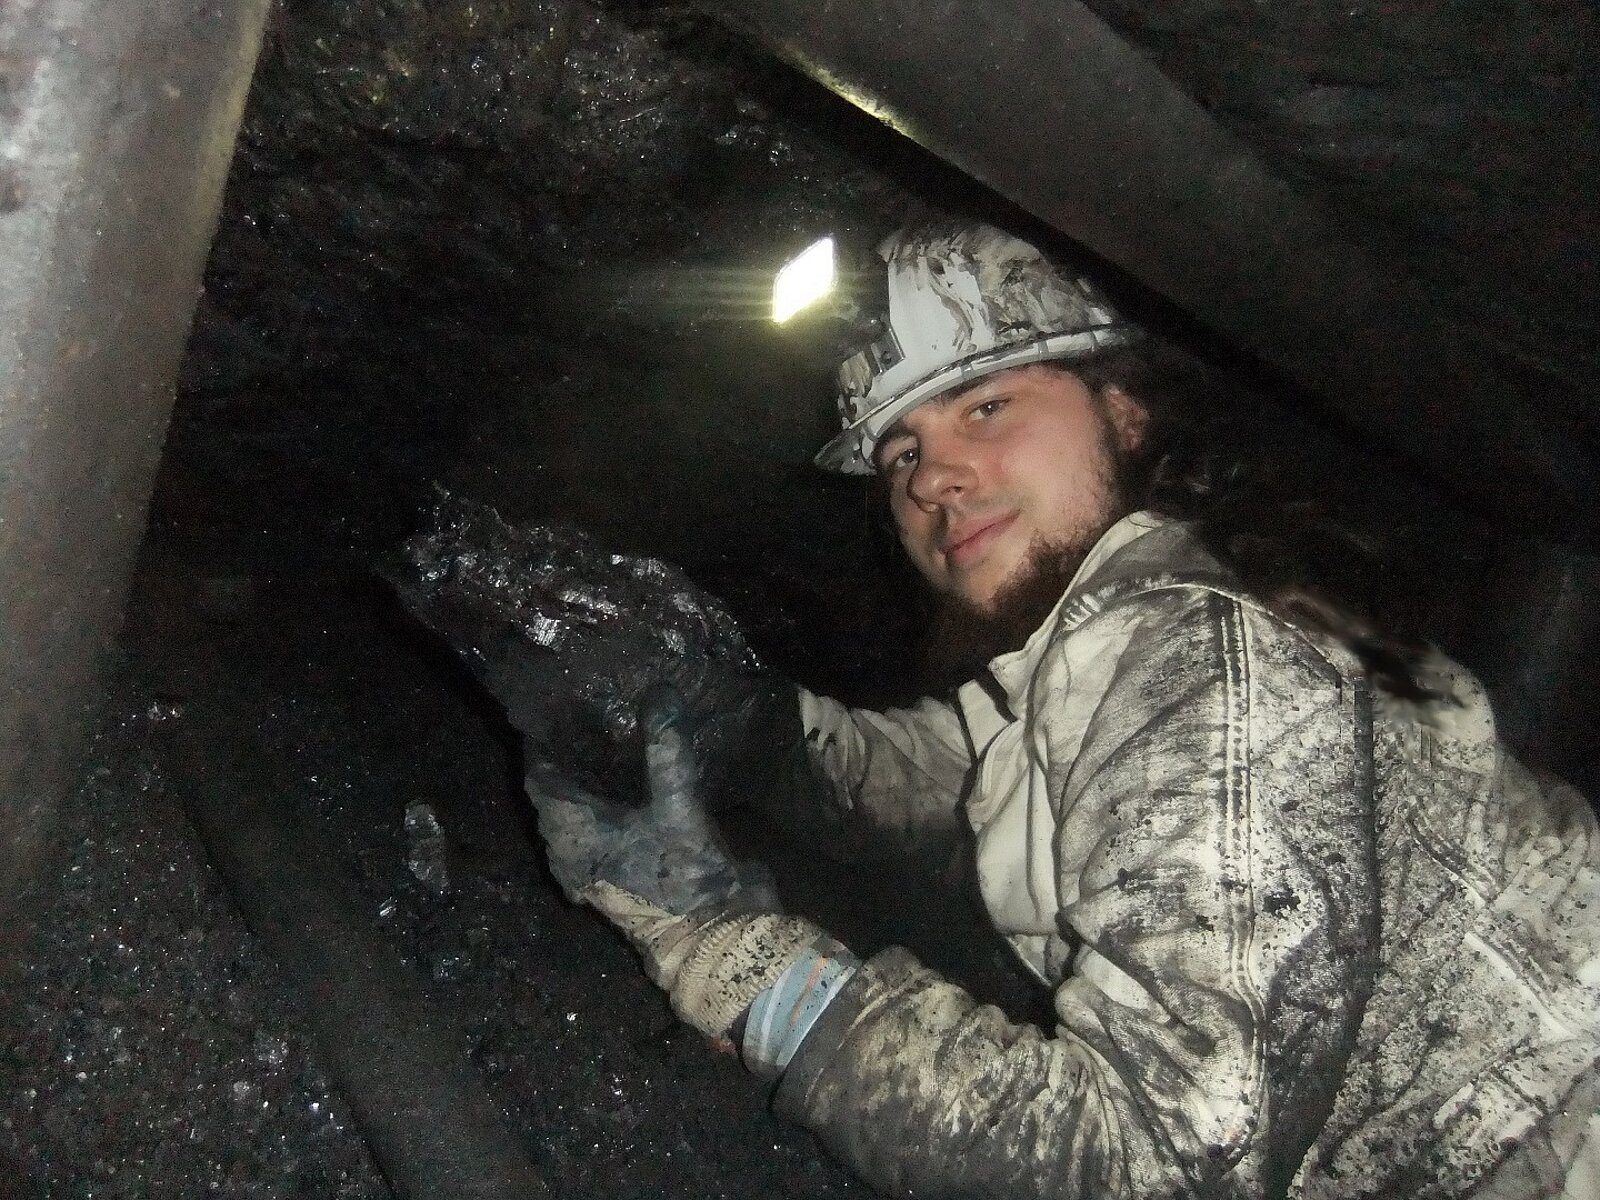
[177,0,1600,551]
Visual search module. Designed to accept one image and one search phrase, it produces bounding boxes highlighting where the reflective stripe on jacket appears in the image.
[786,512,1600,1199]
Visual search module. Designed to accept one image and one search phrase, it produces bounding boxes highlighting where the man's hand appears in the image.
[527,686,822,1042]
[527,685,778,914]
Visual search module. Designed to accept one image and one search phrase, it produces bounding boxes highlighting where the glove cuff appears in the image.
[669,910,824,1040]
[582,881,821,1040]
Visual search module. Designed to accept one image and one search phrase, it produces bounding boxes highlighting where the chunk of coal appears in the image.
[390,488,767,805]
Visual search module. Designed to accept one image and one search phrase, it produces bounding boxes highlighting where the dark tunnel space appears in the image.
[4,0,1600,1194]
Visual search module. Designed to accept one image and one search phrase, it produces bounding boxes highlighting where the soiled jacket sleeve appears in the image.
[792,687,976,861]
[775,589,1381,1200]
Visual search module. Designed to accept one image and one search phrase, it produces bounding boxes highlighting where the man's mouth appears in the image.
[942,512,1018,569]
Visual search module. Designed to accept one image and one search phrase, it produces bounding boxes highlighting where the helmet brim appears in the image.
[813,326,1140,475]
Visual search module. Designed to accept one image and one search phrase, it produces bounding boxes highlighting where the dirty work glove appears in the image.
[528,687,857,1067]
[527,685,782,913]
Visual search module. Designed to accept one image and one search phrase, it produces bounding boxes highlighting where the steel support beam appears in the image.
[0,0,271,930]
[700,0,1598,534]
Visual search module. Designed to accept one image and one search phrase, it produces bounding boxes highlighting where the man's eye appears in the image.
[972,398,1008,419]
[884,445,918,472]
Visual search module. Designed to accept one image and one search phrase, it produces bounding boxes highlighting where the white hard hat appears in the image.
[814,222,1142,474]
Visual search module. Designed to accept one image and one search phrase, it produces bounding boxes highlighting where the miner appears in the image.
[520,222,1600,1198]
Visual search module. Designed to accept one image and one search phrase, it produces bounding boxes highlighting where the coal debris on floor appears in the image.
[0,563,879,1197]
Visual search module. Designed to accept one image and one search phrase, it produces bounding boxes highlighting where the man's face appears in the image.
[875,364,1147,614]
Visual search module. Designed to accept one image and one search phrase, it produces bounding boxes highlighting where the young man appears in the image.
[526,222,1600,1199]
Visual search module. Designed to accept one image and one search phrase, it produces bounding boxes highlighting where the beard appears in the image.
[915,417,1134,696]
[916,532,1106,695]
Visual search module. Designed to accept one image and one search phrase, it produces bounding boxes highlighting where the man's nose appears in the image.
[907,435,977,510]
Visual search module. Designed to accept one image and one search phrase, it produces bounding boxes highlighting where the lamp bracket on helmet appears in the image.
[771,234,895,366]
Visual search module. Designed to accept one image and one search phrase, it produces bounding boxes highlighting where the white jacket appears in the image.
[779,513,1600,1200]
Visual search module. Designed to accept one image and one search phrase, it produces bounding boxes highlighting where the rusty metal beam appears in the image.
[0,0,271,933]
[699,0,1599,535]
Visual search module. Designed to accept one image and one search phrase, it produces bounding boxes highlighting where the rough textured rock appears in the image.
[1081,0,1600,411]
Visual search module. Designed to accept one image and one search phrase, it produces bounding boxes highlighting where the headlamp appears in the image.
[769,233,899,370]
[772,237,837,324]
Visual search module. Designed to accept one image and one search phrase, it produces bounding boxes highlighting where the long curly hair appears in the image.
[1069,339,1442,699]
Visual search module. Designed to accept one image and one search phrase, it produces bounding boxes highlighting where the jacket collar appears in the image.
[982,510,1232,709]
